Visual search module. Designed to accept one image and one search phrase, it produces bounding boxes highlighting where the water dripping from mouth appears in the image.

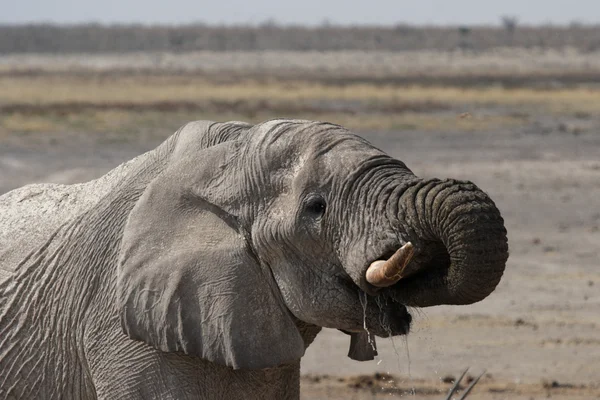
[408,307,445,393]
[372,295,416,396]
[375,295,418,396]
[359,291,377,353]
[403,335,416,396]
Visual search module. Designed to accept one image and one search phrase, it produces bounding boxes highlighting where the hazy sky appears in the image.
[2,0,599,25]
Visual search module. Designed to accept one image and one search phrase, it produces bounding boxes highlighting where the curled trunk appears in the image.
[391,179,509,307]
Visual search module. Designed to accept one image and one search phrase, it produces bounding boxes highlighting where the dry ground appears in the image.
[2,48,600,78]
[0,54,599,398]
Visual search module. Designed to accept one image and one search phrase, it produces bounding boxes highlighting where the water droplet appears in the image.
[359,291,376,352]
[403,335,416,396]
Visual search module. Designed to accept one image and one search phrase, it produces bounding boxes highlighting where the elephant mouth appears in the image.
[354,240,452,337]
[343,295,411,338]
[366,240,452,296]
[370,294,412,337]
[366,241,451,289]
[348,283,413,338]
[340,272,414,362]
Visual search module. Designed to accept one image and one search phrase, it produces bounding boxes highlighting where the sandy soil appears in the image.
[3,49,600,80]
[1,120,599,399]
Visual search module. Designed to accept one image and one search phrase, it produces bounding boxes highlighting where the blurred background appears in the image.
[1,1,599,399]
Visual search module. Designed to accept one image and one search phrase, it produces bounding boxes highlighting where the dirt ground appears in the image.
[3,49,600,80]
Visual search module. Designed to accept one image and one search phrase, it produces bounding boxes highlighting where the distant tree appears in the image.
[501,16,518,46]
[320,18,332,27]
[458,26,471,49]
[394,23,415,34]
[260,18,278,29]
[168,31,185,50]
[1,22,600,53]
[569,20,583,29]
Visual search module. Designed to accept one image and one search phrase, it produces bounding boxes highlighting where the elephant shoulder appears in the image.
[0,183,90,278]
[0,154,144,280]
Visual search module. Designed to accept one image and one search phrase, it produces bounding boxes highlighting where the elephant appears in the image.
[0,119,508,399]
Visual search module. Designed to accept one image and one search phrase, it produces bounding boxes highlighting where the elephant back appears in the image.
[0,154,145,283]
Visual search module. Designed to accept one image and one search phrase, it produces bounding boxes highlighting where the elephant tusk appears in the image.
[366,242,415,287]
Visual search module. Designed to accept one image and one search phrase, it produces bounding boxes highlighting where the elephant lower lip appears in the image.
[386,306,412,336]
[340,274,411,336]
[369,296,412,337]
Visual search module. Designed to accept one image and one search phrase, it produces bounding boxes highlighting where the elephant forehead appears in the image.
[252,119,386,173]
[299,140,390,187]
[321,140,385,167]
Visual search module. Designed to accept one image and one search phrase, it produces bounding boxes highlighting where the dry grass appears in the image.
[2,74,600,109]
[1,110,528,139]
[1,72,598,135]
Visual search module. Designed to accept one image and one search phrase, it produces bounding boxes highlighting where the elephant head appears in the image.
[116,119,508,370]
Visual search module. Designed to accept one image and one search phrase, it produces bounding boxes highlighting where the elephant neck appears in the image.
[0,172,151,398]
[0,218,103,398]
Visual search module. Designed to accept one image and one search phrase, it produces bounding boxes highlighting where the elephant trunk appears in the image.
[390,179,509,307]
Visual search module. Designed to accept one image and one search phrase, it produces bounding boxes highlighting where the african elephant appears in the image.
[0,119,508,399]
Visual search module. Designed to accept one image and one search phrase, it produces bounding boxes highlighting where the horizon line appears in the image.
[1,20,600,28]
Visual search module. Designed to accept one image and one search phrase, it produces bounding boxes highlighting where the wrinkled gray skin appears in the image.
[0,120,508,399]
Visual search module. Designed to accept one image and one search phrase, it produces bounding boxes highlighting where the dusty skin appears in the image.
[1,122,598,399]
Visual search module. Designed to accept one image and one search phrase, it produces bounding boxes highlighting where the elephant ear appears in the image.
[117,140,305,369]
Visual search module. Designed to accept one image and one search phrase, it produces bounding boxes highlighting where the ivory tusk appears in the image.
[366,242,415,287]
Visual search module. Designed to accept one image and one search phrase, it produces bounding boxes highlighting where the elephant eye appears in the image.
[304,196,327,218]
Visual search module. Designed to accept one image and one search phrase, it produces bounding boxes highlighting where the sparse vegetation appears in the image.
[2,23,600,53]
[1,70,598,136]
